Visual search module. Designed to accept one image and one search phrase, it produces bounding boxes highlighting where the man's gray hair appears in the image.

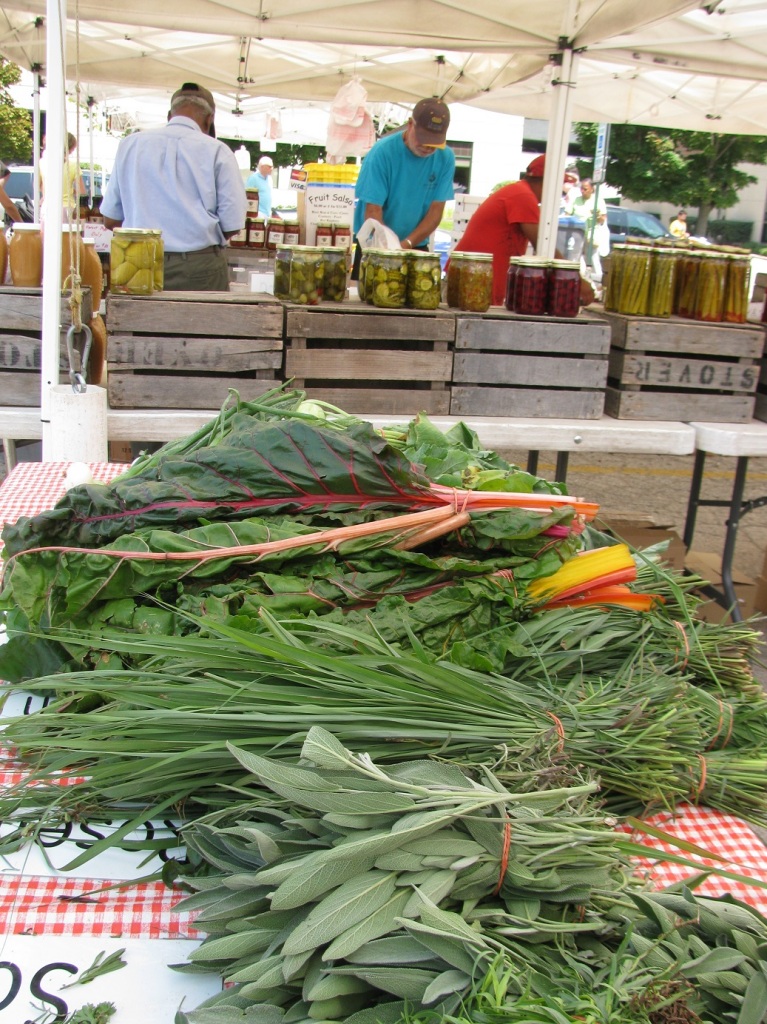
[171,93,213,118]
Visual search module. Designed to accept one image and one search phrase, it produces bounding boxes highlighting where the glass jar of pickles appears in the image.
[110,228,159,294]
[646,248,677,318]
[616,245,651,317]
[458,253,493,312]
[321,246,347,302]
[368,249,409,309]
[511,257,548,316]
[273,245,324,304]
[9,223,43,287]
[723,253,750,324]
[546,259,581,318]
[407,251,441,310]
[147,229,164,291]
[693,251,727,322]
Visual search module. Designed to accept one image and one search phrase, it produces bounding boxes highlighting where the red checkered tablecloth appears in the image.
[1,460,766,943]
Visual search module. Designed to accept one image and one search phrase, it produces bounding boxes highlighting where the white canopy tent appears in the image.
[4,0,767,458]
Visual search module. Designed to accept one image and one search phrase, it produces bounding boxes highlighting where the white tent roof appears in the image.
[1,0,706,118]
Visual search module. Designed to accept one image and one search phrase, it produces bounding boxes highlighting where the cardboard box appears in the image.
[596,514,686,571]
[685,549,757,623]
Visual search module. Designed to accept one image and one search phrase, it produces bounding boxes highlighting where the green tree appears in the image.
[574,123,767,236]
[0,58,32,162]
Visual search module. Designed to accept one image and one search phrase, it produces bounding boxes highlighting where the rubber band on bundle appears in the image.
[493,817,512,896]
[672,620,690,671]
[546,711,566,753]
[706,698,734,751]
[692,754,707,801]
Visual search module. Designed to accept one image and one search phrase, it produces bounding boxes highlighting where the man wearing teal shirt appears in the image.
[353,98,454,263]
[246,155,277,218]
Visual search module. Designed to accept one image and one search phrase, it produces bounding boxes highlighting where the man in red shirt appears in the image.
[452,155,592,307]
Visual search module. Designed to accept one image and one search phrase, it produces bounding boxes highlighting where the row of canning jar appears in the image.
[359,249,442,310]
[447,254,583,318]
[273,244,349,304]
[604,244,751,322]
[1,223,103,300]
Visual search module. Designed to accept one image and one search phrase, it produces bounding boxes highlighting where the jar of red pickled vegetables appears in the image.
[511,257,548,316]
[546,259,581,318]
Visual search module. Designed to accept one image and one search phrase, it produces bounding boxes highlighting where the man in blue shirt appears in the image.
[101,83,246,290]
[353,98,454,269]
[245,155,278,218]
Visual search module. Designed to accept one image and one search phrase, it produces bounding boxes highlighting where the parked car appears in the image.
[3,165,35,201]
[605,205,672,247]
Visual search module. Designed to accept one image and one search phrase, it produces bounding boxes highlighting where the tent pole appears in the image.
[40,0,66,459]
[32,67,42,221]
[538,45,581,259]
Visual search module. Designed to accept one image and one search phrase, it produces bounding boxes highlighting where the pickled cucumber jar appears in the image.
[407,251,441,310]
[273,243,292,300]
[546,259,581,318]
[646,248,677,318]
[512,257,549,316]
[110,228,157,294]
[458,253,493,312]
[321,246,347,302]
[147,230,164,291]
[446,252,466,308]
[9,223,43,287]
[368,249,409,309]
[617,245,651,317]
[279,245,324,304]
[723,253,750,324]
[693,251,727,323]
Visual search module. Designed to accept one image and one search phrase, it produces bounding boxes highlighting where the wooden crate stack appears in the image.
[106,291,284,408]
[284,300,454,414]
[450,310,610,418]
[0,287,94,405]
[601,311,763,421]
[753,321,767,422]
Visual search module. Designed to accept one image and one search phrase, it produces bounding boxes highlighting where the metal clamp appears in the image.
[66,322,93,393]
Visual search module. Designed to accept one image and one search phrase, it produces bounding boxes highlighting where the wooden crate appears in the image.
[601,311,762,422]
[106,291,284,408]
[284,300,455,414]
[753,324,767,422]
[0,287,94,406]
[450,310,610,418]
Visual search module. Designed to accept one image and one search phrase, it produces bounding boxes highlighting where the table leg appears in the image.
[720,456,749,622]
[555,452,570,484]
[526,450,539,475]
[2,438,17,473]
[683,449,706,549]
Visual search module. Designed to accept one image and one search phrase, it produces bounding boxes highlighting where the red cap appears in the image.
[526,155,546,178]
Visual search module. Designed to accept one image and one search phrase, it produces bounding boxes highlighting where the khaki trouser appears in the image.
[163,246,230,291]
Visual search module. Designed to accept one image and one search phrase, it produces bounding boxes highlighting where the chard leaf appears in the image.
[281,871,398,954]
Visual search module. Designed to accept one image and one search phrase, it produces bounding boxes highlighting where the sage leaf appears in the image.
[738,970,767,1024]
[331,966,439,1000]
[323,889,412,961]
[282,870,398,954]
[422,968,472,1004]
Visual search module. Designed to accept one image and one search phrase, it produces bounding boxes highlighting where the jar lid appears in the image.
[61,224,84,233]
[83,237,96,245]
[515,257,548,267]
[11,222,41,231]
[461,253,493,262]
[113,227,157,236]
[550,259,580,270]
[275,243,293,251]
[409,251,441,260]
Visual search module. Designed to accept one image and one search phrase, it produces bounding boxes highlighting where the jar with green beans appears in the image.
[617,245,651,316]
[646,248,676,318]
[675,251,701,318]
[693,251,727,322]
[723,253,750,324]
[603,245,626,312]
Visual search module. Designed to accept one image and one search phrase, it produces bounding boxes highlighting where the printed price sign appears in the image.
[593,123,611,185]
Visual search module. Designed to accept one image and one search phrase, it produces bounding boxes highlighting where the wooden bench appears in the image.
[0,407,696,482]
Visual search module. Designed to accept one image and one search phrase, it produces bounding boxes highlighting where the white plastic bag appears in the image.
[330,76,368,127]
[325,111,375,161]
[356,216,401,251]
